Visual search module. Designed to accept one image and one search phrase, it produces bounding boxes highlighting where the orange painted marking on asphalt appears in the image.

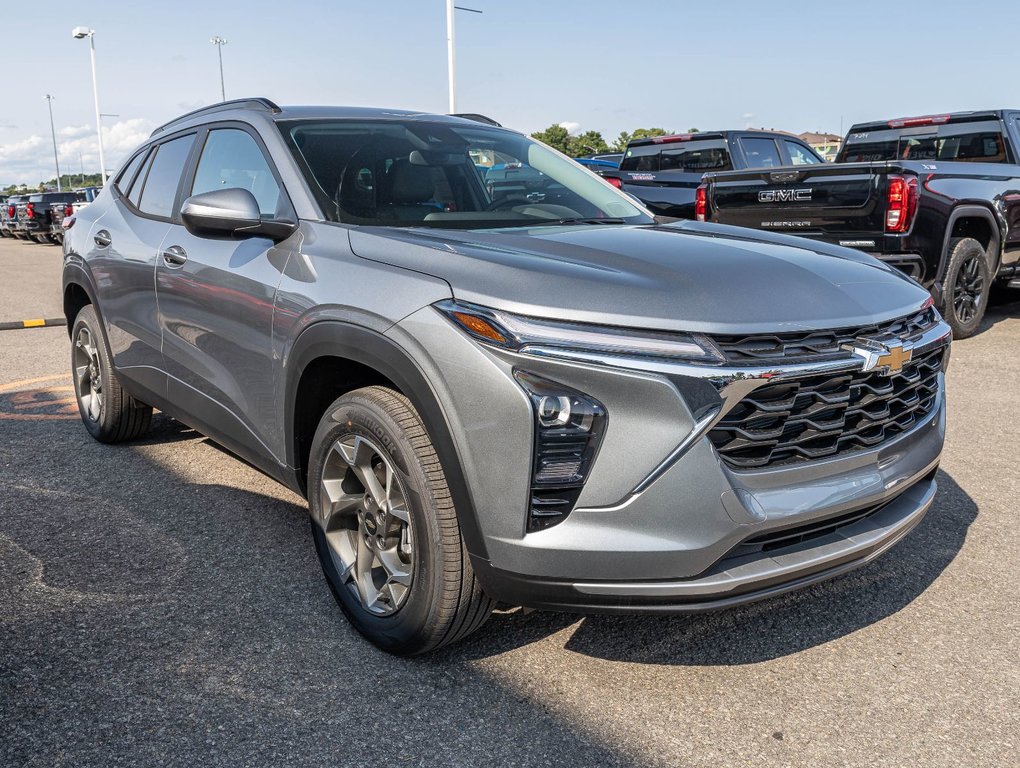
[0,374,78,421]
[0,374,69,395]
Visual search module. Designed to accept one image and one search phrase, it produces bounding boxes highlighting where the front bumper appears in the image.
[473,467,937,612]
[392,308,949,612]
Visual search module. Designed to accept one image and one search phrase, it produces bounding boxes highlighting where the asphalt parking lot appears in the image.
[0,235,1017,768]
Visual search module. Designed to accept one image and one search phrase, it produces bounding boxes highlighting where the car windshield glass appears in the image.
[277,119,651,229]
[620,139,732,173]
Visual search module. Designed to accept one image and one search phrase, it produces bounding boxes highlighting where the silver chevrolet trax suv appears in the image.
[63,99,951,654]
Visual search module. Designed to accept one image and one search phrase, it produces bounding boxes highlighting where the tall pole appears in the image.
[211,37,227,101]
[446,1,456,113]
[87,33,107,182]
[45,95,61,191]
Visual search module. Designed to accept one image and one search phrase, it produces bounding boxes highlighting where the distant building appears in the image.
[799,131,842,161]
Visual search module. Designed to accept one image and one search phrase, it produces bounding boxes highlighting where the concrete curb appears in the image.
[0,317,67,331]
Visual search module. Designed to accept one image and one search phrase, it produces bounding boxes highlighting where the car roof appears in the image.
[149,98,499,139]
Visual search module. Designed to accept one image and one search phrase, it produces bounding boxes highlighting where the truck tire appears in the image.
[70,305,153,443]
[309,386,494,655]
[941,237,991,339]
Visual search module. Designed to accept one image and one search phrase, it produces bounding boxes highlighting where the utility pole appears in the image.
[72,27,108,182]
[45,95,61,191]
[210,36,228,101]
[446,4,482,113]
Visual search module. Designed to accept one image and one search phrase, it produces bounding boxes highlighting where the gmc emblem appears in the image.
[758,189,813,203]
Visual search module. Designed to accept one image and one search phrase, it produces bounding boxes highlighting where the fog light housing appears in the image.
[515,371,607,532]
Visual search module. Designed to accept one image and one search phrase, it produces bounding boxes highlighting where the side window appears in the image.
[785,141,822,165]
[138,134,196,218]
[191,128,281,217]
[128,152,154,209]
[115,149,147,195]
[741,138,782,168]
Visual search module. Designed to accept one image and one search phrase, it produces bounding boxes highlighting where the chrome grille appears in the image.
[713,307,938,365]
[709,344,944,470]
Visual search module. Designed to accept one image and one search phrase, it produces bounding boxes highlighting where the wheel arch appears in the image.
[938,205,1002,283]
[284,321,489,559]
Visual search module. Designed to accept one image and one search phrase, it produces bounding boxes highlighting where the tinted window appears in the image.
[619,144,660,172]
[192,128,281,217]
[659,141,732,172]
[115,150,147,194]
[839,121,1010,164]
[128,152,154,208]
[785,141,822,165]
[138,134,195,218]
[741,138,782,168]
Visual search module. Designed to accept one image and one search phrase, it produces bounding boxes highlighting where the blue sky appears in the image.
[2,0,1018,184]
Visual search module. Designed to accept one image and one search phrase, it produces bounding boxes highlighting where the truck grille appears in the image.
[709,344,944,469]
[712,307,938,365]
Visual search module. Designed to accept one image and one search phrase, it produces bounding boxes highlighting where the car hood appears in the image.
[347,221,931,334]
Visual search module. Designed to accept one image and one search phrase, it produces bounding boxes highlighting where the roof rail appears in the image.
[150,97,282,137]
[449,112,502,127]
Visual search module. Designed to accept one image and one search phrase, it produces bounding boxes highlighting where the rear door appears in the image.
[84,135,196,400]
[155,124,292,463]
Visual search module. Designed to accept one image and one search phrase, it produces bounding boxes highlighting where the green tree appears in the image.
[530,125,611,157]
[530,124,572,154]
[612,127,670,151]
[571,130,610,156]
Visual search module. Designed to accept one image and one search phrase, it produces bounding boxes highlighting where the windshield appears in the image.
[838,121,1010,163]
[278,119,651,229]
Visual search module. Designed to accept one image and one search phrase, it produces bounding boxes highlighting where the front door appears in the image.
[155,126,292,464]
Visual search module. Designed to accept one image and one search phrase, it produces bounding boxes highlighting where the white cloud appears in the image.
[558,121,581,136]
[59,124,93,139]
[0,118,153,186]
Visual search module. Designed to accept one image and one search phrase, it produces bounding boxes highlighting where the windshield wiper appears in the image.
[546,217,628,225]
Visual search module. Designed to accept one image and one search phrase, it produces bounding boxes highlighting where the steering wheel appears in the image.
[486,195,529,211]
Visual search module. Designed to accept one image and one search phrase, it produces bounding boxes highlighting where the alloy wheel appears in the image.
[953,253,985,323]
[319,435,414,615]
[74,326,103,423]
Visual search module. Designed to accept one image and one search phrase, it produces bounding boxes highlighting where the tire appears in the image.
[309,385,494,655]
[940,237,992,339]
[70,305,152,443]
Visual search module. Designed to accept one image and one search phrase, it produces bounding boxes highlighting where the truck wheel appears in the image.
[308,386,494,655]
[71,305,153,443]
[941,237,991,339]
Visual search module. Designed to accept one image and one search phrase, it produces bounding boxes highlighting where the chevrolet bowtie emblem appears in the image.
[842,336,914,376]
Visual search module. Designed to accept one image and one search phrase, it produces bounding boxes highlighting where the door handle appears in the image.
[94,230,112,248]
[161,245,188,267]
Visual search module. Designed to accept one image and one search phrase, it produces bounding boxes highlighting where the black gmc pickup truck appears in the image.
[603,130,824,219]
[699,110,1020,337]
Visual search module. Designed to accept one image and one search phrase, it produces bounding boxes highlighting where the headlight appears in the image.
[514,371,606,532]
[436,300,724,364]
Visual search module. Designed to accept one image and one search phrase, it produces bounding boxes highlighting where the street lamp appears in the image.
[210,36,228,102]
[446,3,482,113]
[71,26,107,183]
[44,95,61,191]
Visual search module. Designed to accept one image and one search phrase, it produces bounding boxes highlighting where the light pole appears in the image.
[44,95,61,191]
[210,36,228,101]
[446,3,482,113]
[71,26,107,183]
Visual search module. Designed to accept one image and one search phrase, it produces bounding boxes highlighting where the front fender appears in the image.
[282,320,489,560]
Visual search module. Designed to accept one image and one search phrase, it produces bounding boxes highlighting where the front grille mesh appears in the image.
[713,307,938,365]
[709,345,944,469]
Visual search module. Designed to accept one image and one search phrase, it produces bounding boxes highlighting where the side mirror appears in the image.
[181,188,296,241]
